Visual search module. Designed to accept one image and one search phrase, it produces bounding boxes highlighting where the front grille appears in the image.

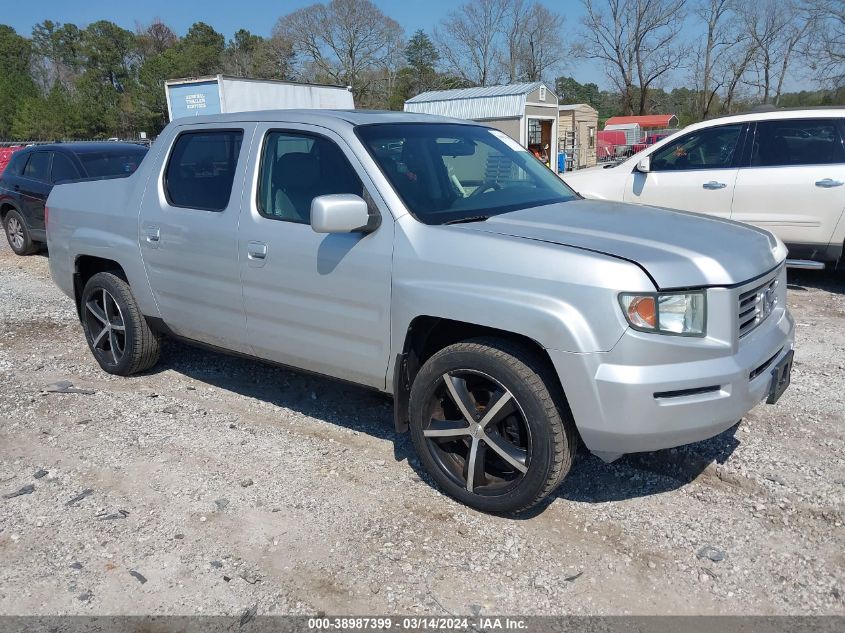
[737,275,779,339]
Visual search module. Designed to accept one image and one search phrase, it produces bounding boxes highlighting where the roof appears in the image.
[167,109,477,128]
[404,82,556,120]
[604,122,641,130]
[604,114,678,128]
[558,103,598,113]
[165,75,351,91]
[14,142,147,154]
[406,82,550,103]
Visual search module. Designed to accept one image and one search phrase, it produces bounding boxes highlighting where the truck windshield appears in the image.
[356,123,578,225]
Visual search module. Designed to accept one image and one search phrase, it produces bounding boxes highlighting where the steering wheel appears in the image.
[468,180,502,199]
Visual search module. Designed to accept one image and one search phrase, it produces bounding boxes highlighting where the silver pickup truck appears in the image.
[47,110,795,513]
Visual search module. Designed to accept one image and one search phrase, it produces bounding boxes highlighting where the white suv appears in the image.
[563,108,845,268]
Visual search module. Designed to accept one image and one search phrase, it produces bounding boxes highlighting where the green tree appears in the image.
[135,47,182,134]
[404,30,439,95]
[0,25,38,137]
[31,21,84,91]
[178,22,224,76]
[81,20,138,92]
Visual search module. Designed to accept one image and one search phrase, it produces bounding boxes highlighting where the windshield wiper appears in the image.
[444,215,490,225]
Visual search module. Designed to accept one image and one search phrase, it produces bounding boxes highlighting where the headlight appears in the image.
[619,292,706,336]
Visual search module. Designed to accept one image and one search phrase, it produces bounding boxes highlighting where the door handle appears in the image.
[145,226,160,243]
[702,181,727,190]
[815,178,844,188]
[247,241,267,260]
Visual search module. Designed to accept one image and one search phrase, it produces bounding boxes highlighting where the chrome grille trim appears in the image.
[737,273,780,339]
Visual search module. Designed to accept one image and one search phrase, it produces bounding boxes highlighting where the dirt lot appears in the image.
[0,237,843,617]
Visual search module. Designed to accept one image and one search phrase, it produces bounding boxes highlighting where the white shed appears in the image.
[603,122,642,146]
[404,82,559,168]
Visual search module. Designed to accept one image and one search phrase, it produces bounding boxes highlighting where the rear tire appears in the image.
[80,272,161,376]
[409,337,577,514]
[3,209,38,256]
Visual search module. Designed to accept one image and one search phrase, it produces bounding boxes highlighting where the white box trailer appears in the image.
[165,75,354,121]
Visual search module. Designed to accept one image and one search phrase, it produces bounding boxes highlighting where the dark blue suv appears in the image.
[1,142,148,255]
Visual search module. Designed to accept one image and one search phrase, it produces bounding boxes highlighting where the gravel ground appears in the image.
[0,237,843,617]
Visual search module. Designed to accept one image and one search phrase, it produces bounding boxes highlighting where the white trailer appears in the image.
[165,75,354,121]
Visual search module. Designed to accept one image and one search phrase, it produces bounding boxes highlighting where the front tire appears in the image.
[80,272,161,376]
[3,209,38,255]
[409,338,577,514]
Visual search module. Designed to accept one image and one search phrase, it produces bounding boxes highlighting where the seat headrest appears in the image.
[274,152,319,189]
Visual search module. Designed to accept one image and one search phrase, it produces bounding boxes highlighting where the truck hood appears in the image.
[453,199,785,289]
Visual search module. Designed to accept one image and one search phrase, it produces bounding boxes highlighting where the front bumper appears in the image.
[550,271,795,457]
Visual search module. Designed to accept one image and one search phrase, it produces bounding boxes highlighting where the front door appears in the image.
[237,124,394,389]
[623,122,746,218]
[731,118,845,253]
[139,124,254,352]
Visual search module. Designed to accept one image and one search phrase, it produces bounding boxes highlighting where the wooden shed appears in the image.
[558,103,599,170]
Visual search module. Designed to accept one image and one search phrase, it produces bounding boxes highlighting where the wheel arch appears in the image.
[0,201,22,222]
[392,316,566,433]
[73,255,128,319]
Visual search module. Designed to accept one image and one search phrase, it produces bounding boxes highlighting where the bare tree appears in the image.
[274,0,403,103]
[578,0,687,115]
[519,3,566,82]
[693,0,734,117]
[720,39,756,113]
[135,19,177,62]
[435,0,508,86]
[741,0,811,105]
[500,0,529,83]
[802,0,845,87]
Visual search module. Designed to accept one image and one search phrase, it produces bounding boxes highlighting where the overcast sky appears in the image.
[3,0,814,93]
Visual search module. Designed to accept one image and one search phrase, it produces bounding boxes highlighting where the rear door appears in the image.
[18,151,52,234]
[139,124,255,352]
[731,118,845,255]
[623,123,746,218]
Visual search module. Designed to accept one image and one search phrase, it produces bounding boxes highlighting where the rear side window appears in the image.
[650,124,743,171]
[750,119,845,167]
[258,131,363,224]
[23,152,51,181]
[51,153,81,183]
[165,130,244,211]
[4,151,28,176]
[77,149,146,178]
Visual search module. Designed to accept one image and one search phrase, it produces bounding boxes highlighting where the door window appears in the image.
[164,130,244,211]
[50,153,80,183]
[23,152,51,181]
[258,131,363,224]
[750,119,845,167]
[651,124,743,171]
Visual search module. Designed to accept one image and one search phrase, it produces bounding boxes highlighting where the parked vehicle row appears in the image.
[565,108,845,268]
[0,142,148,255]
[45,110,794,513]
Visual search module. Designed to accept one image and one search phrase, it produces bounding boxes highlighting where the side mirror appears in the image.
[310,194,376,233]
[636,156,651,173]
